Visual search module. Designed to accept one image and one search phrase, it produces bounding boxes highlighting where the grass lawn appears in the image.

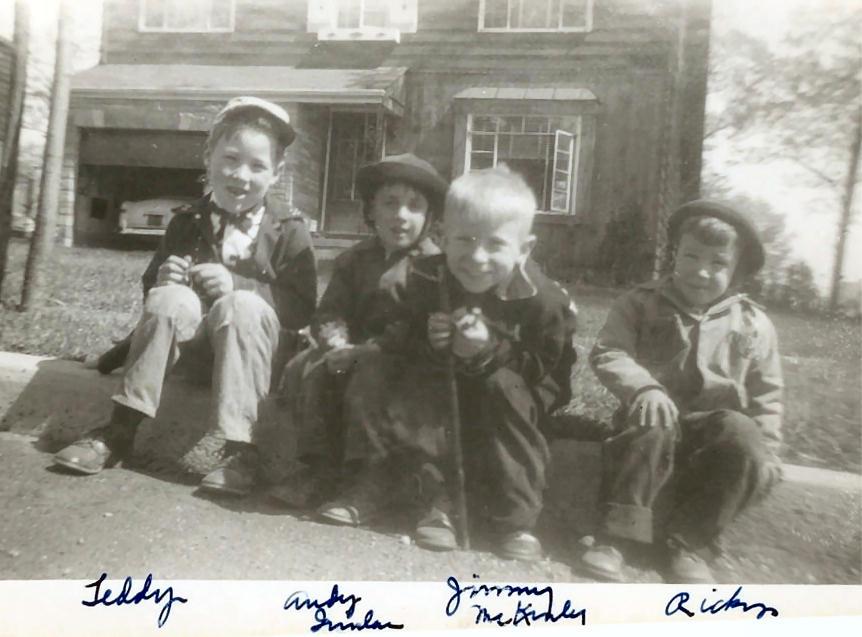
[1,238,860,473]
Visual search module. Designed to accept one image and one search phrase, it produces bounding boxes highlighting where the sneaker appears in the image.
[199,442,259,497]
[579,537,625,582]
[317,462,392,526]
[497,530,543,562]
[53,424,136,475]
[665,537,713,583]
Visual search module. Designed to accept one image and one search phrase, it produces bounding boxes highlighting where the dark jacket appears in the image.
[312,235,440,345]
[383,254,578,414]
[141,196,317,330]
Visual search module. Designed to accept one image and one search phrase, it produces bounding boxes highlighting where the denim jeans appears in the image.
[600,408,773,548]
[112,284,281,443]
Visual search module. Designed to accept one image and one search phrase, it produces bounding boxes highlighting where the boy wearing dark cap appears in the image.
[316,166,578,561]
[52,97,317,496]
[269,153,447,508]
[582,199,784,583]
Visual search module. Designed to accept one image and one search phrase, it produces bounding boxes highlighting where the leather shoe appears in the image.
[497,530,543,562]
[580,538,625,582]
[53,425,134,475]
[414,507,458,552]
[199,442,259,496]
[666,538,713,583]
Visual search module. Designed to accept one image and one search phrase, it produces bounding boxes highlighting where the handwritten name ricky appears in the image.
[284,584,404,632]
[82,572,188,628]
[445,575,587,627]
[665,586,779,620]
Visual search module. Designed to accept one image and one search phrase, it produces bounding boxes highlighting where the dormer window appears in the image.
[308,0,417,42]
[478,0,593,32]
[139,0,235,33]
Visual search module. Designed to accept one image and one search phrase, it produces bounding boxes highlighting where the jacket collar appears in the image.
[412,256,538,302]
[362,235,441,262]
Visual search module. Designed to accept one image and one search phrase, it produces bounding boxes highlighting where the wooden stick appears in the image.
[438,265,470,549]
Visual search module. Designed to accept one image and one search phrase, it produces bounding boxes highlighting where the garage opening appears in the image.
[76,129,207,244]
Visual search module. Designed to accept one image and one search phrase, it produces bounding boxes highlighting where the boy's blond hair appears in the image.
[444,165,537,236]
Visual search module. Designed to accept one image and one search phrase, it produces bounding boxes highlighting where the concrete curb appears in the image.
[1,351,860,492]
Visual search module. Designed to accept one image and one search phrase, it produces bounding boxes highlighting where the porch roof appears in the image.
[71,65,407,115]
[454,87,597,101]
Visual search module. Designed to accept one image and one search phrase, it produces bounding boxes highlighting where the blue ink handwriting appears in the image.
[284,584,404,632]
[81,572,188,628]
[445,575,587,627]
[665,586,779,620]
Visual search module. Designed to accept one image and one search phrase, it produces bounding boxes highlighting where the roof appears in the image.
[71,65,407,114]
[454,87,597,101]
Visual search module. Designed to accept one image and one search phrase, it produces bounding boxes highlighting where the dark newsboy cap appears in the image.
[357,153,449,217]
[668,199,766,276]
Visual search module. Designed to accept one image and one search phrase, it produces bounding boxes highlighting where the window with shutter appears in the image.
[465,114,581,215]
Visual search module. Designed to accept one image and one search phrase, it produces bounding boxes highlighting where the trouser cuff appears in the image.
[602,502,653,543]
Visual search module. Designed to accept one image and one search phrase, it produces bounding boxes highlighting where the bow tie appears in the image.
[208,199,256,237]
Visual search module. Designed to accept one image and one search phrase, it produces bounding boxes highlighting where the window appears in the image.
[479,0,593,32]
[139,0,234,32]
[308,0,417,41]
[465,114,581,214]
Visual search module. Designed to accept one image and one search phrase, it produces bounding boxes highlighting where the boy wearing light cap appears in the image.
[583,199,784,583]
[53,97,317,496]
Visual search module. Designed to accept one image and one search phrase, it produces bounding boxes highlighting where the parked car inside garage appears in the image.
[117,197,196,236]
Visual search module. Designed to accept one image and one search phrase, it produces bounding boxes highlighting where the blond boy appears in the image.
[319,166,577,561]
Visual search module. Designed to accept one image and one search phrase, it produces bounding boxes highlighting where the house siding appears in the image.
[72,0,710,281]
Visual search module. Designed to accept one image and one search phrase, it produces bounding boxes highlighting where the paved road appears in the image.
[0,431,858,584]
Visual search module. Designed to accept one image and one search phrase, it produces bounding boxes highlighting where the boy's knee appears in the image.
[144,284,202,322]
[483,368,540,426]
[209,290,278,333]
[708,409,766,458]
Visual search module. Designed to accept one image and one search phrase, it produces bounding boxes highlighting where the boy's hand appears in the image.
[428,312,453,351]
[451,307,494,360]
[628,388,678,429]
[156,255,192,286]
[189,263,234,299]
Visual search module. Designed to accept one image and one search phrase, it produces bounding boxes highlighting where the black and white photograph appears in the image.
[0,0,859,632]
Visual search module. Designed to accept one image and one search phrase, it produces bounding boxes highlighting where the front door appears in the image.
[323,110,385,234]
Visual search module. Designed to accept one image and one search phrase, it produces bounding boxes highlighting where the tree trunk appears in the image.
[0,0,30,296]
[829,105,861,312]
[19,0,72,311]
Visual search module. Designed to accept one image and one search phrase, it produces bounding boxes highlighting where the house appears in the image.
[63,0,710,279]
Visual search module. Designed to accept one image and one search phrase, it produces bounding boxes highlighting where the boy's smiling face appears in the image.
[443,213,535,294]
[206,126,283,215]
[672,232,740,309]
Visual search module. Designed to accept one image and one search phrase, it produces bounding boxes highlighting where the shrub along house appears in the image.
[62,0,710,280]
